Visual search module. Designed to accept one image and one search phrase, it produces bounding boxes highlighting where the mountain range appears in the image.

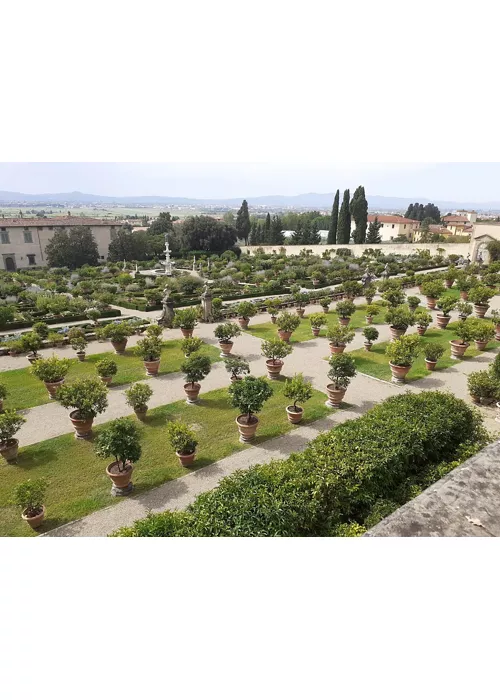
[1,190,500,212]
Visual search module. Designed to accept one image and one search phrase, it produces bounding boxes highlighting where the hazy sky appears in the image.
[0,162,499,202]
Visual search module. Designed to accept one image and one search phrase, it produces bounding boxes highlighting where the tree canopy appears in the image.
[366,216,382,244]
[327,190,339,245]
[180,216,237,253]
[404,202,441,223]
[45,226,99,269]
[337,189,351,245]
[350,185,368,243]
[235,200,251,245]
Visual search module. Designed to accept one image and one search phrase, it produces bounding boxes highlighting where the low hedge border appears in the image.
[2,308,120,332]
[113,391,489,537]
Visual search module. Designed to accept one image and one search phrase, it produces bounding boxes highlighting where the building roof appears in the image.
[0,217,120,228]
[428,225,452,234]
[442,215,468,224]
[368,215,419,224]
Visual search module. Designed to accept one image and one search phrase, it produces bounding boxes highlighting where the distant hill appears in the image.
[1,190,500,212]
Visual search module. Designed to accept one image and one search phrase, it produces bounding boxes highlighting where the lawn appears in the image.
[0,380,331,537]
[0,340,221,411]
[350,323,500,383]
[246,304,385,344]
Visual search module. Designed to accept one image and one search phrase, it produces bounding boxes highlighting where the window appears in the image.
[0,227,6,231]
[404,224,407,229]
[1,232,10,244]
[392,224,395,229]
[24,229,33,243]
[48,226,54,230]
[27,254,36,266]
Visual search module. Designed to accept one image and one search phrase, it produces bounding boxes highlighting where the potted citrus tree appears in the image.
[236,301,257,330]
[0,410,26,463]
[267,300,279,323]
[95,417,141,495]
[436,296,456,329]
[228,375,273,442]
[276,311,301,342]
[261,338,293,379]
[342,280,363,300]
[173,307,199,337]
[180,353,212,403]
[362,326,379,351]
[327,323,355,354]
[364,283,377,305]
[385,306,414,341]
[67,327,88,361]
[95,357,118,385]
[382,287,406,308]
[467,371,500,405]
[105,321,133,354]
[414,309,433,336]
[455,272,476,300]
[443,267,456,289]
[21,332,43,364]
[309,312,327,337]
[223,356,250,382]
[457,301,473,322]
[386,334,421,383]
[214,322,241,357]
[167,421,198,466]
[181,336,203,357]
[365,303,379,325]
[31,355,71,398]
[421,279,445,309]
[407,296,421,313]
[294,292,309,317]
[326,353,357,408]
[491,309,500,340]
[11,478,47,530]
[468,285,495,318]
[56,377,108,438]
[135,336,163,376]
[450,319,475,359]
[470,319,495,351]
[125,382,153,420]
[283,373,313,424]
[319,296,331,313]
[335,299,356,326]
[424,342,445,371]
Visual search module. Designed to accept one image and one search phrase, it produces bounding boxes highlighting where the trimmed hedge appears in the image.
[113,392,488,537]
[3,308,120,331]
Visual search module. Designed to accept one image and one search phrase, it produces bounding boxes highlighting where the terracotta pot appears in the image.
[436,315,450,329]
[230,375,243,383]
[271,315,277,324]
[425,359,437,371]
[389,363,411,383]
[408,305,418,313]
[237,318,249,330]
[111,339,128,354]
[339,317,350,327]
[426,297,437,310]
[219,341,233,357]
[312,327,321,337]
[144,358,161,376]
[390,327,405,341]
[296,308,305,317]
[329,343,345,355]
[236,414,259,442]
[417,326,427,336]
[100,375,113,385]
[474,304,489,319]
[322,306,330,314]
[449,340,469,359]
[365,315,373,324]
[445,279,453,288]
[27,353,40,364]
[364,342,373,352]
[286,405,303,424]
[266,359,284,380]
[76,351,86,362]
[69,410,94,439]
[22,505,46,530]
[475,340,488,351]
[106,461,133,492]
[460,291,469,300]
[134,405,148,420]
[470,395,481,405]
[180,327,194,338]
[184,382,201,403]
[495,324,500,342]
[326,384,346,408]
[45,378,65,398]
[176,450,196,467]
[0,438,19,463]
[278,330,292,342]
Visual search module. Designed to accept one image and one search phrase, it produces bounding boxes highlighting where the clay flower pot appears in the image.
[69,410,94,439]
[236,414,259,442]
[278,330,292,342]
[144,358,161,376]
[312,327,321,337]
[237,317,249,330]
[296,308,305,318]
[99,375,113,386]
[184,382,201,403]
[449,340,469,359]
[470,394,481,405]
[27,353,40,364]
[286,405,303,424]
[425,359,437,371]
[326,384,346,408]
[180,328,193,338]
[460,291,469,300]
[271,315,277,324]
[339,317,350,327]
[417,326,427,336]
[176,450,196,467]
[321,307,330,314]
[390,327,405,341]
[474,304,488,319]
[76,351,86,362]
[266,359,284,380]
[329,343,345,355]
[364,341,373,352]
[436,315,450,329]
[45,378,65,399]
[0,438,19,463]
[230,375,242,383]
[111,339,128,354]
[365,315,373,324]
[134,405,149,420]
[219,341,233,357]
[22,505,46,530]
[389,363,411,383]
[426,297,437,310]
[444,279,453,288]
[106,461,134,495]
[408,305,418,313]
[475,340,488,351]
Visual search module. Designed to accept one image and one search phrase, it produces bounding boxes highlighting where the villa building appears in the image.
[350,215,420,242]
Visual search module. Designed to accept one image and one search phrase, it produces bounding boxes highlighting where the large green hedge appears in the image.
[113,392,489,537]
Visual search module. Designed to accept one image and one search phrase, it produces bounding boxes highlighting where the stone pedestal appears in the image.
[201,284,213,322]
[111,482,134,497]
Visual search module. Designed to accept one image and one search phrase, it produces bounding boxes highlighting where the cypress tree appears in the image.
[327,190,339,244]
[366,216,382,244]
[337,189,351,244]
[236,199,251,245]
[350,185,368,244]
[270,215,284,244]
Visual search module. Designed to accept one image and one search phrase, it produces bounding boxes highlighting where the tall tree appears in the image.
[350,186,368,244]
[235,199,251,245]
[269,215,285,245]
[45,226,99,269]
[147,211,174,236]
[337,189,351,245]
[366,216,382,244]
[327,190,340,244]
[180,216,237,253]
[262,212,272,243]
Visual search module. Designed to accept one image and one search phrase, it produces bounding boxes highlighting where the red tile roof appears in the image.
[368,215,419,224]
[442,216,468,224]
[0,217,121,227]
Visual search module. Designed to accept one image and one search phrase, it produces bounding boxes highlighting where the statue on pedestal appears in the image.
[201,282,213,322]
[361,266,376,288]
[157,287,175,327]
[381,263,390,280]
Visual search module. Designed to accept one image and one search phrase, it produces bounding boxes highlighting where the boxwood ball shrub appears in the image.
[114,392,488,537]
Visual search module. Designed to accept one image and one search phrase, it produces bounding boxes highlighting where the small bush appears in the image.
[31,356,70,383]
[228,375,273,421]
[181,337,203,357]
[166,422,198,455]
[283,373,313,410]
[424,342,445,362]
[276,311,301,333]
[386,335,421,367]
[363,326,379,343]
[125,382,153,410]
[95,417,142,471]
[11,479,47,518]
[95,358,118,377]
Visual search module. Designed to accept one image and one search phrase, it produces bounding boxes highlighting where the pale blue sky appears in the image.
[0,162,498,202]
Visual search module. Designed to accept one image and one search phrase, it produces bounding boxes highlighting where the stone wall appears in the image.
[240,243,472,258]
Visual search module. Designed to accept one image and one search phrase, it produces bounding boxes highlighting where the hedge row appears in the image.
[113,392,489,537]
[3,308,120,331]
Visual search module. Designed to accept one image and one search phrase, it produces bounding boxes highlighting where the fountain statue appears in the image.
[162,234,173,277]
